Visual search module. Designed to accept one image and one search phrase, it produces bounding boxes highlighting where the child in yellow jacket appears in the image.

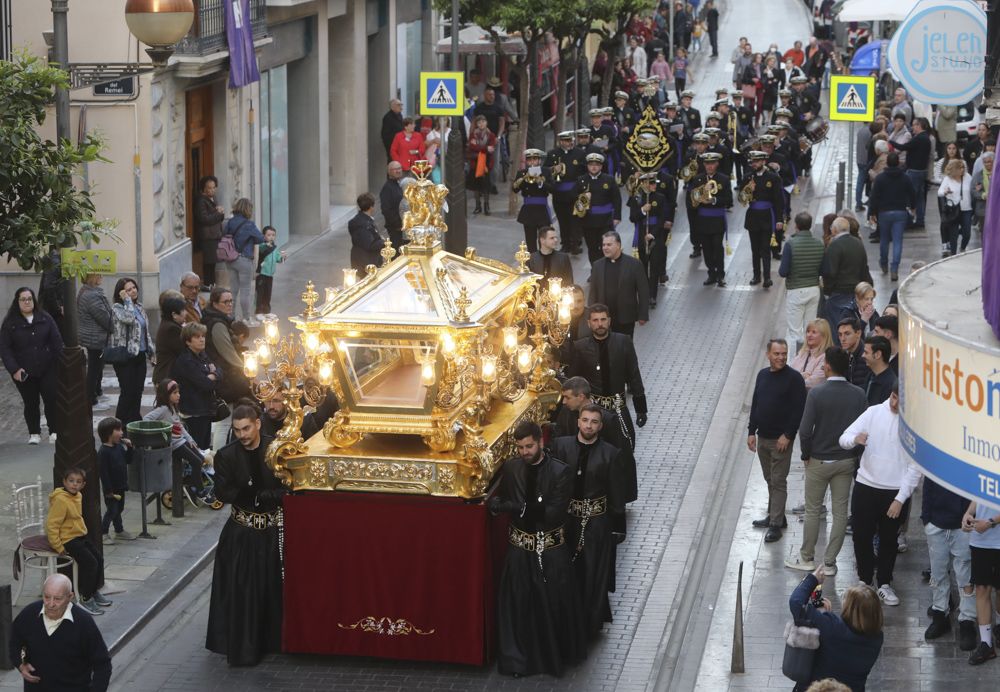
[46,467,112,616]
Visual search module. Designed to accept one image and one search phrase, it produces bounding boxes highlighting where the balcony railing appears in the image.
[174,0,267,57]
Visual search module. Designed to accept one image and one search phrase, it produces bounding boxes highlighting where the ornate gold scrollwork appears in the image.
[324,411,364,449]
[337,616,435,636]
[422,420,457,452]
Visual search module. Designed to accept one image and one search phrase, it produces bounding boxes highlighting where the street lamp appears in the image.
[124,0,195,66]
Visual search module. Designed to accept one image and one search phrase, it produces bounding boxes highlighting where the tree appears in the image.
[550,1,597,133]
[590,0,656,106]
[0,52,111,278]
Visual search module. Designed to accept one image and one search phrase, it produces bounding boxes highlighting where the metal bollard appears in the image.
[731,561,745,674]
[172,455,185,519]
[0,584,12,670]
[835,161,846,212]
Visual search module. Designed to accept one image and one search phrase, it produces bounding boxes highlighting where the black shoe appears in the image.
[922,568,932,582]
[880,264,888,275]
[749,276,761,286]
[659,274,668,285]
[969,642,996,665]
[855,204,866,212]
[703,276,717,286]
[473,205,482,214]
[925,610,951,640]
[689,249,702,258]
[764,527,783,542]
[752,517,770,528]
[891,271,898,282]
[716,279,727,288]
[649,299,657,309]
[763,279,773,288]
[868,232,880,243]
[960,620,979,651]
[771,252,782,261]
[612,531,627,544]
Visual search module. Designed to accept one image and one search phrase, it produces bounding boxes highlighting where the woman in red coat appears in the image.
[389,117,426,172]
[466,114,497,215]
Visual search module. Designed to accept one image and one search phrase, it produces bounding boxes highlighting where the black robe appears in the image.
[488,453,586,677]
[551,436,625,636]
[206,434,286,666]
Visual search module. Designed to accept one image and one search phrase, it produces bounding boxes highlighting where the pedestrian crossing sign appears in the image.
[420,72,464,116]
[829,75,876,122]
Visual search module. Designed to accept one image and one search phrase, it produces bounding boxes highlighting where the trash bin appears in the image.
[125,420,171,449]
[127,446,173,494]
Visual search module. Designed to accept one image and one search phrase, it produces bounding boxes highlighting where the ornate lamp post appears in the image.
[124,0,195,66]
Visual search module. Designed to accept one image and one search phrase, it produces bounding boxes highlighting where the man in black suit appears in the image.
[380,98,404,162]
[347,192,386,272]
[588,231,649,337]
[9,574,111,691]
[528,226,574,287]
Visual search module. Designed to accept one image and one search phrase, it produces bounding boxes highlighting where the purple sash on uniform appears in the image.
[523,196,549,205]
[750,200,776,229]
[555,181,576,192]
[697,206,728,234]
[633,218,660,248]
[591,203,614,215]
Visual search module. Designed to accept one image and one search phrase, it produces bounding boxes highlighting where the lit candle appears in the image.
[560,287,574,308]
[502,326,518,354]
[421,359,436,386]
[558,303,572,325]
[516,345,533,374]
[481,355,497,383]
[441,332,456,355]
[548,277,563,301]
[243,353,259,378]
[343,268,357,288]
[304,332,320,354]
[264,316,280,345]
[325,287,337,303]
[256,340,271,365]
[318,360,334,385]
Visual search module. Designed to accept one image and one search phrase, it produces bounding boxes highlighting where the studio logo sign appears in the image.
[887,0,986,105]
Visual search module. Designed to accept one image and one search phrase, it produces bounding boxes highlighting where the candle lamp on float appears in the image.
[262,164,570,498]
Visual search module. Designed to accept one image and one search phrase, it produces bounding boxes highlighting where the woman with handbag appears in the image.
[938,158,973,258]
[108,277,154,427]
[170,322,222,450]
[760,55,782,126]
[466,115,497,215]
[787,565,884,691]
[0,287,63,444]
[220,198,265,326]
[740,53,763,120]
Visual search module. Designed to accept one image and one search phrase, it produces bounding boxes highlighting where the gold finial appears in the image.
[301,280,319,318]
[411,159,432,180]
[380,237,397,265]
[514,241,531,273]
[454,285,472,322]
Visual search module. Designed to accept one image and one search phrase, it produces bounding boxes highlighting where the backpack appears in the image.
[216,219,250,262]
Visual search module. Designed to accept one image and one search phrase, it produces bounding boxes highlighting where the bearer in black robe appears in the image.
[489,421,585,678]
[552,403,625,636]
[206,402,286,666]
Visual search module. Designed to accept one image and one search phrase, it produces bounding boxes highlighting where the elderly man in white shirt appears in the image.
[839,384,921,606]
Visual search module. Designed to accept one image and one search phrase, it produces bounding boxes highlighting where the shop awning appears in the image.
[838,0,918,22]
[434,25,527,56]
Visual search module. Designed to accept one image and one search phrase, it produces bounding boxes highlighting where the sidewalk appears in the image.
[693,125,991,690]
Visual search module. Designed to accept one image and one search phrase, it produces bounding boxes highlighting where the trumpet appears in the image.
[738,177,756,205]
[690,179,719,208]
[514,170,545,190]
[798,135,812,154]
[572,191,592,217]
[552,161,566,182]
[679,158,699,182]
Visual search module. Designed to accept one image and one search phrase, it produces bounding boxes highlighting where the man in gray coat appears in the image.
[588,231,649,338]
[785,347,868,575]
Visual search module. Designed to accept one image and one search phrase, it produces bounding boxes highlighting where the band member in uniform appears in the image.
[716,98,744,182]
[612,91,637,139]
[629,173,673,307]
[589,108,617,176]
[684,132,710,258]
[703,126,732,179]
[655,118,684,179]
[574,153,622,264]
[551,404,626,637]
[690,151,734,287]
[567,303,647,453]
[761,129,796,259]
[528,225,574,286]
[489,421,584,678]
[678,90,702,142]
[789,75,819,177]
[731,90,756,141]
[661,102,686,147]
[776,89,793,123]
[740,150,785,288]
[576,128,598,157]
[513,148,552,251]
[546,131,586,254]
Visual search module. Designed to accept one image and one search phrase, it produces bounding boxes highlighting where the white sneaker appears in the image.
[823,563,838,576]
[27,434,40,445]
[244,318,261,327]
[49,433,57,443]
[897,535,908,553]
[115,530,137,541]
[878,584,900,606]
[785,556,816,571]
[102,533,115,545]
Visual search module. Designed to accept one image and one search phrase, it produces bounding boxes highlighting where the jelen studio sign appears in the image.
[887,0,986,106]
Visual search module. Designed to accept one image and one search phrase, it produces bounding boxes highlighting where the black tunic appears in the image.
[206,434,287,666]
[514,167,552,225]
[741,168,785,231]
[528,249,574,286]
[545,146,586,203]
[551,436,625,636]
[575,173,622,228]
[489,454,586,677]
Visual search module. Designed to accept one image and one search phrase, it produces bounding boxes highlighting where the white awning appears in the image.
[838,0,918,22]
[434,25,526,56]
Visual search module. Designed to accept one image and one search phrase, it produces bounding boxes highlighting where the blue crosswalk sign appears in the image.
[829,76,876,122]
[420,72,464,116]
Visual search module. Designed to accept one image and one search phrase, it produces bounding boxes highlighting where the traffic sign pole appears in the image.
[847,122,854,210]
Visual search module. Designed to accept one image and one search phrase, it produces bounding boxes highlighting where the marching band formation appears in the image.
[512,73,828,290]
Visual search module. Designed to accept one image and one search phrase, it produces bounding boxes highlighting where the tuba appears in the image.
[572,191,592,217]
[679,157,699,182]
[738,176,756,205]
[691,179,719,208]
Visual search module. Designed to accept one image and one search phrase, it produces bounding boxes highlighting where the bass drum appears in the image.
[804,116,829,144]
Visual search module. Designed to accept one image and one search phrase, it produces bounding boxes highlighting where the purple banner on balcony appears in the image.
[985,154,1000,339]
[225,0,259,88]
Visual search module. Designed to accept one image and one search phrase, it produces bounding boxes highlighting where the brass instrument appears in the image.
[572,190,592,217]
[679,158,699,182]
[690,179,719,208]
[728,112,740,155]
[625,171,642,195]
[798,135,812,154]
[739,136,762,154]
[738,176,756,206]
[552,161,566,182]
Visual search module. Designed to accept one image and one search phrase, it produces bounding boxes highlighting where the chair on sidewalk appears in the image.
[11,476,79,604]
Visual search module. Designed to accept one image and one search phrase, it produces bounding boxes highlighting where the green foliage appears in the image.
[0,51,114,278]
